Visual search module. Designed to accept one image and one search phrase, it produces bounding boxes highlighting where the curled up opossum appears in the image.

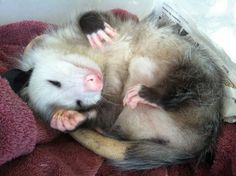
[3,11,226,170]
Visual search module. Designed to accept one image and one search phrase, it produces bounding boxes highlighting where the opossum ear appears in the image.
[24,35,45,55]
[2,69,33,94]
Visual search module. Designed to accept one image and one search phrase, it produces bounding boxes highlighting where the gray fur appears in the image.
[18,10,226,170]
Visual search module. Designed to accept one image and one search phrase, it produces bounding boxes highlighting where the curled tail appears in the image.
[112,141,194,170]
[70,129,128,161]
[70,129,194,170]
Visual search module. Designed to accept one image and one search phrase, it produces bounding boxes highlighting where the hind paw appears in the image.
[123,84,158,109]
[50,109,86,132]
[87,22,117,48]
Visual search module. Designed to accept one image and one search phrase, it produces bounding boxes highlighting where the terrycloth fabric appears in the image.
[0,13,235,176]
[0,78,37,165]
[0,21,60,166]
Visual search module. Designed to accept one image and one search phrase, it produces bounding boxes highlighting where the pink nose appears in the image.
[84,74,103,91]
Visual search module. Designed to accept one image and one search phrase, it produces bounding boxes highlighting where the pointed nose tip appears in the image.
[84,74,103,91]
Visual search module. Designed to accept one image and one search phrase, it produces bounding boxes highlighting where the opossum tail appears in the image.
[70,129,194,170]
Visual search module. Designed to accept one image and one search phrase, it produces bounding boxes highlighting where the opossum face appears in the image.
[27,51,103,113]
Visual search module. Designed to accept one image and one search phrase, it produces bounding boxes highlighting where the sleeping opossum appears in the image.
[3,11,225,170]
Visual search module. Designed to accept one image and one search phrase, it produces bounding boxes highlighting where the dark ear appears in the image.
[2,69,33,94]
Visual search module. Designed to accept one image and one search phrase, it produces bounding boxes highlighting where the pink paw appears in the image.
[50,109,86,132]
[123,84,158,109]
[86,22,117,48]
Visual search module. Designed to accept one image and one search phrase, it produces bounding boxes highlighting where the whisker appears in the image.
[101,96,122,106]
[94,102,103,111]
[102,92,118,97]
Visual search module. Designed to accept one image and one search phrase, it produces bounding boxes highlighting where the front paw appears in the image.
[50,109,86,132]
[86,22,117,48]
[123,84,158,109]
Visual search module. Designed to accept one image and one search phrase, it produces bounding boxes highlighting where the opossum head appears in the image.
[4,46,103,119]
[31,51,103,110]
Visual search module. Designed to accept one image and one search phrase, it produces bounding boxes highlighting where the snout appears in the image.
[84,73,103,92]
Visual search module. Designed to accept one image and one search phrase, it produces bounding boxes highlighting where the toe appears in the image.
[97,30,112,43]
[87,34,97,48]
[72,113,86,125]
[62,117,76,131]
[56,118,66,132]
[66,110,86,127]
[50,117,57,129]
[128,96,143,109]
[91,33,103,48]
[123,89,139,106]
[104,22,117,33]
[104,27,116,37]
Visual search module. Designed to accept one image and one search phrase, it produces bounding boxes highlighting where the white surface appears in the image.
[0,0,155,25]
[158,0,236,85]
[164,0,236,64]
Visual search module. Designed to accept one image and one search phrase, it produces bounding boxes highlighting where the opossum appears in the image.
[3,11,225,170]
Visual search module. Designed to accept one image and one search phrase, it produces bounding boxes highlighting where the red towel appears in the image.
[0,12,235,176]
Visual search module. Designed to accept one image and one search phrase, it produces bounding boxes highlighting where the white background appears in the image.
[0,0,155,25]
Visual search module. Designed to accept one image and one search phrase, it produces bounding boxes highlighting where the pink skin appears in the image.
[84,71,103,92]
[86,22,117,48]
[51,109,86,132]
[51,71,103,132]
[123,84,158,109]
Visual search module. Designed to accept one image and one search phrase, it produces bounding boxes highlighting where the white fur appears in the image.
[21,47,102,118]
[128,57,158,86]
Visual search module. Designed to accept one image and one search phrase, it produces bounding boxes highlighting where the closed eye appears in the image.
[47,80,61,88]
